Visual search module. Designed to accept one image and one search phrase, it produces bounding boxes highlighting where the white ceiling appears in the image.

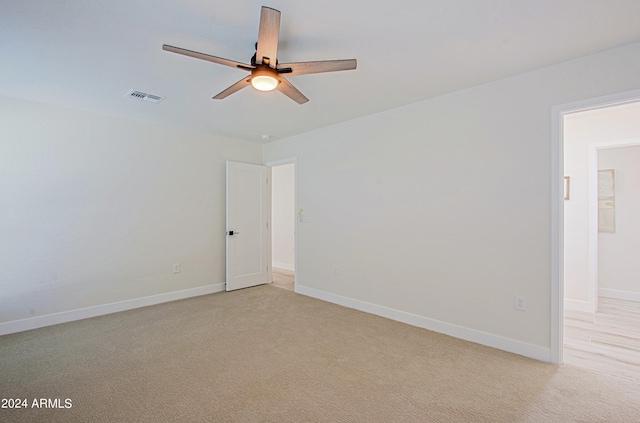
[3,0,640,143]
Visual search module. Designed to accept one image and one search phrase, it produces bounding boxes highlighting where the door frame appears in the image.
[550,88,640,365]
[265,157,298,290]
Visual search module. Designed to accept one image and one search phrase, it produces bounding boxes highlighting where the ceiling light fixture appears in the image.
[250,67,279,91]
[162,6,357,104]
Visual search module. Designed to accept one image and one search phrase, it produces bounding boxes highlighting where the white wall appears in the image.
[264,41,640,361]
[0,95,262,328]
[564,103,640,307]
[271,163,295,271]
[598,145,640,296]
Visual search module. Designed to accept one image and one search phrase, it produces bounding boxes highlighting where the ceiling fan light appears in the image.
[251,74,279,91]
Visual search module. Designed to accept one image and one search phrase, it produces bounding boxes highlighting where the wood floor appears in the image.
[271,267,294,291]
[564,297,640,382]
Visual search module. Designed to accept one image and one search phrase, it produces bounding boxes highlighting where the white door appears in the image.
[226,161,270,291]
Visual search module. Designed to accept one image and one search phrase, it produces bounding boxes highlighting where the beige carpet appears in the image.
[1,285,639,422]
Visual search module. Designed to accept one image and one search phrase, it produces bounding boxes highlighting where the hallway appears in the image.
[564,297,640,382]
[271,267,294,291]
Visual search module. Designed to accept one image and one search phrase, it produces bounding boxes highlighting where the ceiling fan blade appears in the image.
[255,7,280,67]
[277,77,309,104]
[213,77,251,100]
[278,59,357,76]
[163,44,254,71]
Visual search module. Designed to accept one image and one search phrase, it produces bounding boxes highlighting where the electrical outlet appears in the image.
[173,263,181,274]
[514,295,526,311]
[332,265,338,275]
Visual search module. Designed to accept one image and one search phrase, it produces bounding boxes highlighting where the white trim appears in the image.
[599,288,640,302]
[0,283,225,336]
[297,285,550,363]
[586,143,599,313]
[551,88,640,365]
[550,103,564,365]
[592,138,640,149]
[272,262,295,271]
[564,299,595,313]
[264,157,298,167]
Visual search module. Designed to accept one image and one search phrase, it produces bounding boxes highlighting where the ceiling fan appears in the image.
[162,6,357,104]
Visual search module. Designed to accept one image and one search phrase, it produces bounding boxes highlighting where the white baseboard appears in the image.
[599,288,640,302]
[0,283,225,336]
[272,262,295,271]
[564,298,596,313]
[295,285,551,363]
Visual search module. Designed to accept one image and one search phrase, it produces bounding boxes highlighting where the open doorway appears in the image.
[269,161,296,291]
[562,101,640,381]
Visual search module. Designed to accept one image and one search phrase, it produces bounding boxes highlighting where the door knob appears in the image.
[227,230,239,235]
